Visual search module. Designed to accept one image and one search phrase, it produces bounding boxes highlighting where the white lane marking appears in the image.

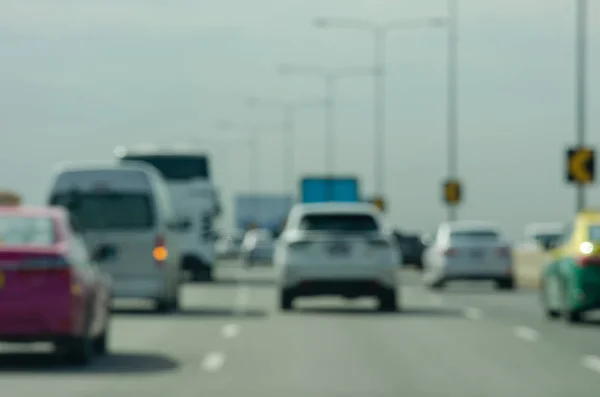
[201,352,226,372]
[464,307,482,320]
[221,323,240,339]
[513,326,539,342]
[581,355,600,374]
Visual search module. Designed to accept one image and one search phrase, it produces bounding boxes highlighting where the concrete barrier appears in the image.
[512,247,551,289]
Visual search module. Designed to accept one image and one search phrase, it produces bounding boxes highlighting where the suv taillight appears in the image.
[496,247,510,257]
[443,248,457,257]
[153,235,168,266]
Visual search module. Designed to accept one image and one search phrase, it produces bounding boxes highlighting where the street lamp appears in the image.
[246,96,326,193]
[278,64,373,176]
[575,0,588,212]
[314,15,443,200]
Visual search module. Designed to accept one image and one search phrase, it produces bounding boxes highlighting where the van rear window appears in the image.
[51,193,154,230]
[0,216,56,245]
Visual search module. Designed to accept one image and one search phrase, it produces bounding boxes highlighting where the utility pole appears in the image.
[575,0,588,212]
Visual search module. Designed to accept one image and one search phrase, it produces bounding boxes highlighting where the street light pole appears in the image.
[447,0,459,222]
[324,73,336,176]
[283,105,295,192]
[576,0,587,212]
[373,29,386,196]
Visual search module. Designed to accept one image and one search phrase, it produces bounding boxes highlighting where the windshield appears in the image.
[122,155,210,181]
[299,213,378,232]
[50,193,154,231]
[0,215,56,245]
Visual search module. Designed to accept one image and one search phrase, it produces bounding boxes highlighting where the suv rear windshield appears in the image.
[122,155,210,181]
[50,193,154,231]
[450,230,499,240]
[299,214,378,232]
[0,215,56,245]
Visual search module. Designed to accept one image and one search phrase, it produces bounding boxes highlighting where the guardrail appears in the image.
[512,247,551,289]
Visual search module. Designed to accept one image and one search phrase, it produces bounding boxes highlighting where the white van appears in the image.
[46,162,187,312]
[114,145,221,282]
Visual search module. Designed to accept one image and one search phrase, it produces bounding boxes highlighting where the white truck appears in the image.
[115,145,221,281]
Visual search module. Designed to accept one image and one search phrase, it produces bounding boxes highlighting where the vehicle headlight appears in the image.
[580,241,594,254]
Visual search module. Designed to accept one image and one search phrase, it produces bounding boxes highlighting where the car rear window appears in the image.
[588,225,600,241]
[299,213,379,232]
[0,215,56,245]
[50,192,155,231]
[450,229,499,241]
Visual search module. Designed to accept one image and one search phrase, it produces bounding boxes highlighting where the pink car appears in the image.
[0,205,111,365]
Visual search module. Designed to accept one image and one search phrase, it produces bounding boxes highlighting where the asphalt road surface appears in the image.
[1,260,600,397]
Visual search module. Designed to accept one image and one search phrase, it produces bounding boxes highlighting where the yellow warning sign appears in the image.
[443,180,461,205]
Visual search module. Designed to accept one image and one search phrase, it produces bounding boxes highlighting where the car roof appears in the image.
[115,144,209,158]
[0,205,66,218]
[293,202,378,215]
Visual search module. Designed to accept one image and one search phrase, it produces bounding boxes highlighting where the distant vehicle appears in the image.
[216,230,244,259]
[115,145,221,282]
[274,202,399,311]
[393,232,425,268]
[523,222,564,251]
[234,194,293,234]
[541,210,600,323]
[241,228,275,266]
[422,221,514,290]
[0,205,111,365]
[47,162,186,312]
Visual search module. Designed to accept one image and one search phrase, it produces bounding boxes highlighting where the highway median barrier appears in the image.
[512,247,551,289]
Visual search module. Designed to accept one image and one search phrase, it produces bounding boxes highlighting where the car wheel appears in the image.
[378,289,397,312]
[93,327,109,355]
[64,335,94,365]
[279,289,293,311]
[428,279,445,290]
[155,299,171,313]
[170,290,181,312]
[560,280,582,324]
[496,278,515,290]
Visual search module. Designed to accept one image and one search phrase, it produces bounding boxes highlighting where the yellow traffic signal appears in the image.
[443,180,461,205]
[567,147,595,184]
[372,196,385,211]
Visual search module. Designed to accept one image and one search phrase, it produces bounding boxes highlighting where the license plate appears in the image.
[471,250,483,258]
[329,242,349,255]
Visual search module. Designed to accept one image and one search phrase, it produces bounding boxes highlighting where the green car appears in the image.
[540,211,600,323]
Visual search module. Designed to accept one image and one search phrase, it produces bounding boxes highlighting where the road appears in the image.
[1,260,600,396]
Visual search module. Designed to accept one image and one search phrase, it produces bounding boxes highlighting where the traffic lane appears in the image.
[214,284,600,397]
[403,269,600,364]
[0,280,269,397]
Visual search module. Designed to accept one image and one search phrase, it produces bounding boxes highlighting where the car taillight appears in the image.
[153,235,168,266]
[575,256,600,267]
[496,247,510,257]
[443,248,457,257]
[22,256,81,295]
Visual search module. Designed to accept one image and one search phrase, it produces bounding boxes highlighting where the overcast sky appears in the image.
[1,0,599,238]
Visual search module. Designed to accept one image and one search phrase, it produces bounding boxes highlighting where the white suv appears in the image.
[274,202,400,312]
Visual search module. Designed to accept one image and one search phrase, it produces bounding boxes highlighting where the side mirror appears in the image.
[92,245,117,263]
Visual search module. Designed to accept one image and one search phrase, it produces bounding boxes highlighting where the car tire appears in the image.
[155,299,170,313]
[496,278,515,290]
[560,280,582,324]
[64,335,94,366]
[428,279,445,290]
[170,290,181,312]
[378,289,397,312]
[93,327,109,355]
[279,289,293,311]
